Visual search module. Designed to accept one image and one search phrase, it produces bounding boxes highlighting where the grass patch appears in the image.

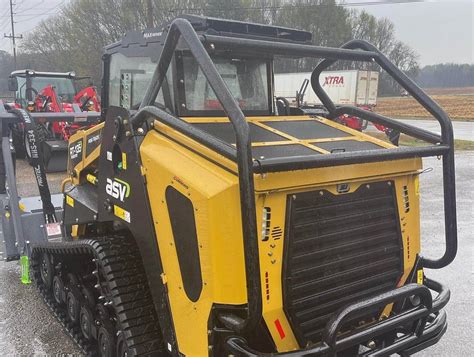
[453,139,474,150]
[376,95,474,121]
[366,132,474,151]
[399,137,474,151]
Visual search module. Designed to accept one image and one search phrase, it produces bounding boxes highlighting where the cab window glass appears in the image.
[182,56,269,113]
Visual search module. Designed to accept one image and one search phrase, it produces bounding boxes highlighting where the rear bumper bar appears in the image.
[226,277,449,356]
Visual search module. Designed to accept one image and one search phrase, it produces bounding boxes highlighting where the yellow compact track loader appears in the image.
[1,15,457,356]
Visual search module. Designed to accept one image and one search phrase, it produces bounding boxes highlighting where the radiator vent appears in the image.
[402,185,410,213]
[271,226,283,240]
[283,181,403,346]
[261,207,271,241]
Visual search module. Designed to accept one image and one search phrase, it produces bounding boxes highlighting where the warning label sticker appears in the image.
[114,205,131,223]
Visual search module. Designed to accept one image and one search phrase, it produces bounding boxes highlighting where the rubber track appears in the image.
[30,235,165,356]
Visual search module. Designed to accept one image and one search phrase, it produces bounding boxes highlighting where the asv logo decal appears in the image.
[106,178,130,202]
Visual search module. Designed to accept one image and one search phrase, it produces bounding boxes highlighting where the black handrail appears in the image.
[135,18,262,335]
[203,34,379,61]
[254,145,449,173]
[331,106,441,144]
[311,40,457,269]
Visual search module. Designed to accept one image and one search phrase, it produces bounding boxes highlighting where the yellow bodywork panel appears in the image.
[141,131,247,356]
[141,115,423,354]
[66,122,104,186]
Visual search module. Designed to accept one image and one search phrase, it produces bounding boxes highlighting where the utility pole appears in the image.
[146,0,154,28]
[4,0,23,69]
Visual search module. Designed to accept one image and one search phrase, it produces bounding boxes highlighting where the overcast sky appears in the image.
[0,0,472,66]
[0,0,65,52]
[346,0,474,65]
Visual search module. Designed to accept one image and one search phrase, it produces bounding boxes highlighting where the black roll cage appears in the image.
[132,18,457,337]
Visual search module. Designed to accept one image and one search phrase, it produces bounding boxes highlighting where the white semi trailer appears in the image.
[274,69,379,107]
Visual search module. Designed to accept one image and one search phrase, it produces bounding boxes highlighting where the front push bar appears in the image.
[226,278,449,357]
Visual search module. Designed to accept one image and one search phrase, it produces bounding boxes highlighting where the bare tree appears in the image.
[20,0,419,95]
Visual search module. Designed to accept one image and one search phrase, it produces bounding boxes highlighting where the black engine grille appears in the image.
[283,181,403,346]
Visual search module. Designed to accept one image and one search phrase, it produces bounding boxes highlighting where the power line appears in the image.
[4,0,23,69]
[0,11,64,18]
[0,9,12,31]
[14,0,26,12]
[0,7,65,19]
[165,0,442,13]
[0,0,64,53]
[341,0,427,5]
[14,0,48,14]
[0,0,63,53]
[17,1,65,23]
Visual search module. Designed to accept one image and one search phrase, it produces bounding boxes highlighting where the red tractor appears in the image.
[7,70,100,171]
[293,78,400,145]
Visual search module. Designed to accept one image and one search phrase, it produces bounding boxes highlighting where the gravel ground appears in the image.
[0,159,81,355]
[0,153,472,356]
[14,159,64,197]
[417,152,474,356]
[0,260,81,355]
[367,118,474,141]
[397,119,474,141]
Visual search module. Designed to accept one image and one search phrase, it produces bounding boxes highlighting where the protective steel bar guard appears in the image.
[226,278,449,356]
[311,40,457,269]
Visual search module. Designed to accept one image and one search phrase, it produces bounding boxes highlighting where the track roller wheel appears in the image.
[67,272,79,287]
[98,323,116,357]
[82,286,96,308]
[40,252,54,290]
[66,288,82,325]
[52,275,65,305]
[97,303,110,321]
[80,305,96,341]
[116,332,128,357]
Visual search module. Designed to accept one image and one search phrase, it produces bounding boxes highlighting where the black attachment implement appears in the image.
[0,104,25,258]
[1,108,99,223]
[0,104,100,258]
[10,108,56,223]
